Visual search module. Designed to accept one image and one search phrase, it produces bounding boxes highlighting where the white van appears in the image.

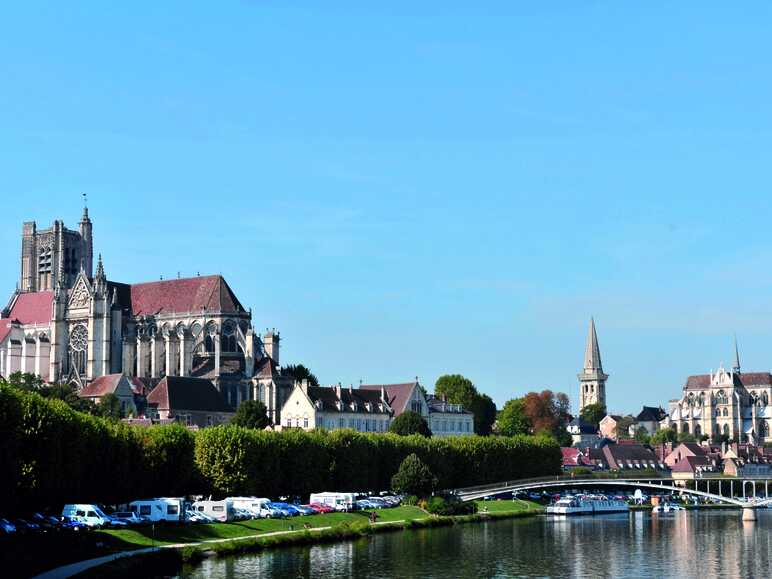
[309,492,356,512]
[228,497,272,518]
[62,504,112,527]
[129,498,184,523]
[191,499,235,522]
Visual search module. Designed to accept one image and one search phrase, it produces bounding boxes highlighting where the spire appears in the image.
[80,193,90,222]
[95,253,105,279]
[733,334,741,373]
[583,317,603,372]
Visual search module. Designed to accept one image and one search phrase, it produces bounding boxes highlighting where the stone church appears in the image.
[0,207,293,422]
[661,341,772,445]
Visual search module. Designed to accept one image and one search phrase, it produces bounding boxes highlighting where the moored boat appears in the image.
[547,497,629,515]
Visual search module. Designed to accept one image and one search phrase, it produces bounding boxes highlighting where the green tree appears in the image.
[634,426,651,444]
[390,453,438,497]
[435,374,496,435]
[232,400,270,429]
[651,427,678,444]
[6,371,45,391]
[282,364,320,387]
[97,393,123,420]
[579,402,607,428]
[41,383,96,414]
[497,398,531,436]
[677,431,697,443]
[389,411,432,437]
[613,416,636,439]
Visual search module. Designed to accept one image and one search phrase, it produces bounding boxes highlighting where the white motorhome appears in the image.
[191,499,235,522]
[228,497,272,518]
[129,498,184,522]
[309,492,356,511]
[62,504,112,527]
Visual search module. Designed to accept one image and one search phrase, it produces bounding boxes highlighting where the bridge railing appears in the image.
[449,473,670,495]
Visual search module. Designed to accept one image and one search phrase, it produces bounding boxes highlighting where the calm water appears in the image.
[178,510,771,578]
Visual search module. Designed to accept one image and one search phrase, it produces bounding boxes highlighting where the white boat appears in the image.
[653,503,684,513]
[546,498,629,515]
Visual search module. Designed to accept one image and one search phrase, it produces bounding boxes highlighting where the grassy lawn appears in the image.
[475,498,543,513]
[99,506,428,548]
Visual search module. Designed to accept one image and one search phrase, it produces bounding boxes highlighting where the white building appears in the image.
[280,381,393,433]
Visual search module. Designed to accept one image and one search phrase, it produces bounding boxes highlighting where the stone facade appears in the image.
[578,318,608,411]
[661,360,772,444]
[0,208,293,424]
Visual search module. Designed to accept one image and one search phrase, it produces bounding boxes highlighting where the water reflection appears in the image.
[177,511,771,578]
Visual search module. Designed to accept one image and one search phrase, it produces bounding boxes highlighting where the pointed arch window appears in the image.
[68,324,88,375]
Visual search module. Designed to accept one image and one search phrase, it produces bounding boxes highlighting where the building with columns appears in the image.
[0,207,294,423]
[578,317,608,412]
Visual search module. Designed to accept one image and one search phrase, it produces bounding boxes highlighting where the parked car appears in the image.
[0,518,16,534]
[309,503,334,514]
[269,502,300,517]
[112,512,145,526]
[14,518,41,533]
[29,513,58,531]
[291,505,317,516]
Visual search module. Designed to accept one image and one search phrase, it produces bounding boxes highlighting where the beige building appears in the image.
[0,207,294,423]
[661,344,772,444]
[578,318,608,412]
[281,382,393,432]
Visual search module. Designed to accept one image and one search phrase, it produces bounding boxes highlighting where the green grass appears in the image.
[474,498,543,513]
[99,506,428,548]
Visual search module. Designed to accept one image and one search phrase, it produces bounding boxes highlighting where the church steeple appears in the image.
[583,317,603,372]
[733,334,741,374]
[578,317,609,412]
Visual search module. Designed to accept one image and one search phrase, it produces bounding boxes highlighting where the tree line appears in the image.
[0,381,561,514]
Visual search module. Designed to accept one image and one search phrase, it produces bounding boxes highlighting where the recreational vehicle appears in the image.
[309,492,356,511]
[129,498,184,523]
[191,499,235,522]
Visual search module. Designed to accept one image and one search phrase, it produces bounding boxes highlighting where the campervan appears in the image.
[309,492,356,512]
[129,498,184,523]
[191,499,235,522]
[228,497,272,518]
[61,504,113,528]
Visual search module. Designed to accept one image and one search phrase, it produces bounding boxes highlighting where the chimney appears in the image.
[335,383,342,400]
[300,379,308,394]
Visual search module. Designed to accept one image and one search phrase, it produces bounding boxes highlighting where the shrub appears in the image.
[389,411,432,437]
[424,495,476,516]
[391,453,438,496]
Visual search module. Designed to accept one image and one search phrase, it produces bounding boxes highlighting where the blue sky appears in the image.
[2,2,772,413]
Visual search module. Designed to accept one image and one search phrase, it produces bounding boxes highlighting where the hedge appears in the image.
[0,384,561,513]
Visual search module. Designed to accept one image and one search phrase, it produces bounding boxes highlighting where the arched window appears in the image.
[67,324,88,375]
[722,408,728,417]
[716,390,727,405]
[682,423,689,435]
[723,423,730,437]
[694,424,701,438]
[204,335,214,353]
[763,392,769,406]
[698,392,705,406]
[759,420,769,438]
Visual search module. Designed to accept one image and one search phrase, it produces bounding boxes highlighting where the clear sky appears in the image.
[2,3,772,414]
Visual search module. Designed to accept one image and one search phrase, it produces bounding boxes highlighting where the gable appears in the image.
[68,274,93,311]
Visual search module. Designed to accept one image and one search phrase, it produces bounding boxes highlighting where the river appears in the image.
[176,509,771,578]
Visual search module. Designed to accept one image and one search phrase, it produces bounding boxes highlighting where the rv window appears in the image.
[76,510,86,517]
[167,505,179,515]
[213,506,224,512]
[140,506,151,516]
[197,506,204,511]
[87,511,97,518]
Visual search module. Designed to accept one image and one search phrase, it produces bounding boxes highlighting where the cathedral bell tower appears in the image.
[578,317,608,411]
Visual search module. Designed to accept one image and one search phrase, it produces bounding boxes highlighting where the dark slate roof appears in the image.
[255,357,279,379]
[147,376,233,413]
[569,416,597,434]
[128,275,245,316]
[636,406,667,422]
[425,395,473,415]
[359,382,418,415]
[191,355,244,379]
[603,443,659,465]
[306,386,390,414]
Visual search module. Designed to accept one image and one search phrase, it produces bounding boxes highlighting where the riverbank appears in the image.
[25,501,542,578]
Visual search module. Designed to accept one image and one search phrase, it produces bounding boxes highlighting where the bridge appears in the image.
[450,475,772,521]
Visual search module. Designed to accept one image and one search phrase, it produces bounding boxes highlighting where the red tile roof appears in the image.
[0,291,54,343]
[79,374,123,398]
[129,276,244,316]
[360,382,419,415]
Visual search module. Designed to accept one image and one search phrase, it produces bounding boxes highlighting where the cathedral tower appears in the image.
[578,317,608,411]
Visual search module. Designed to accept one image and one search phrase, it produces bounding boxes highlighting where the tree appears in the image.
[43,383,96,414]
[97,393,123,420]
[232,400,270,429]
[613,416,636,440]
[521,390,563,434]
[579,403,607,428]
[634,426,651,444]
[389,411,432,437]
[677,431,697,443]
[435,374,496,435]
[6,371,45,391]
[390,453,438,497]
[651,427,678,444]
[497,398,532,437]
[282,364,320,387]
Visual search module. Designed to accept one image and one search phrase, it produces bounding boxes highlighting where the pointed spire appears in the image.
[81,193,90,222]
[95,253,105,280]
[583,317,603,372]
[733,334,741,373]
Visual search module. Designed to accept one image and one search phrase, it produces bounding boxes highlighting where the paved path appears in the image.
[32,520,409,579]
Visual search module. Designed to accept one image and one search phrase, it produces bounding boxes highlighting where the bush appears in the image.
[424,495,476,516]
[389,411,432,437]
[570,467,592,476]
[391,453,438,496]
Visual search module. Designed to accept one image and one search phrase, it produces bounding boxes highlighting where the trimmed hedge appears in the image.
[0,384,561,512]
